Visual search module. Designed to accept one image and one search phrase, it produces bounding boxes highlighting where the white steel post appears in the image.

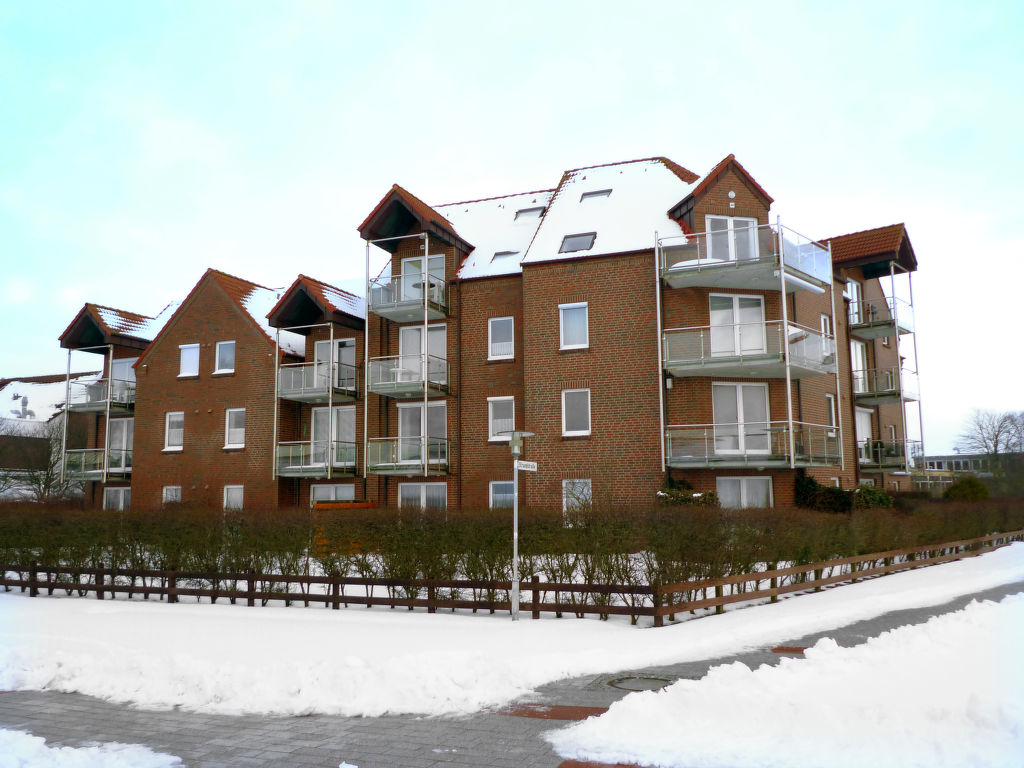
[777,218,797,468]
[511,437,520,621]
[827,242,845,472]
[909,270,925,465]
[422,232,429,478]
[272,331,280,480]
[364,240,370,481]
[327,322,335,480]
[60,348,71,484]
[654,231,666,472]
[102,344,113,483]
[891,261,909,475]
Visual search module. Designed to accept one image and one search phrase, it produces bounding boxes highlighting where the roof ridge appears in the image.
[207,267,275,293]
[824,222,906,242]
[436,188,556,208]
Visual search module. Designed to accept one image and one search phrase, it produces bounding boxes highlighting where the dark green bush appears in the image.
[943,476,990,501]
[811,487,854,514]
[852,484,894,509]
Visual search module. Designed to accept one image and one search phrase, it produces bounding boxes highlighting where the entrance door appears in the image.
[850,340,868,393]
[712,383,770,455]
[710,295,765,357]
[855,408,873,463]
[107,418,134,471]
[401,254,445,301]
[399,325,447,384]
[110,358,137,403]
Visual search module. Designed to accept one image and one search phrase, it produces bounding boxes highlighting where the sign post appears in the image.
[502,430,535,621]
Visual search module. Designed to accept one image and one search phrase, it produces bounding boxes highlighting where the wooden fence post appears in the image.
[769,562,778,603]
[247,570,255,607]
[427,585,436,614]
[29,562,38,597]
[531,575,540,620]
[814,568,823,592]
[331,578,340,610]
[714,585,724,615]
[653,585,663,628]
[96,562,105,600]
[167,567,177,604]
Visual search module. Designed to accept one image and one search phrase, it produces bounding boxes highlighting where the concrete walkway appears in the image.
[2,580,1021,768]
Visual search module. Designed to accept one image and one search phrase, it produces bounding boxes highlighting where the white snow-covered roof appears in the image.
[94,301,180,342]
[439,190,555,280]
[238,285,306,357]
[0,372,99,425]
[521,159,696,265]
[319,283,366,319]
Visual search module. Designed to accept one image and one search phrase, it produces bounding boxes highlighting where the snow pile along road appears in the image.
[547,593,1024,768]
[0,728,181,768]
[0,543,1022,717]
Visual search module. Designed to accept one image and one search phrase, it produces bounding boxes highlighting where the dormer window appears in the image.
[514,207,545,221]
[559,233,597,253]
[580,189,612,202]
[491,250,519,263]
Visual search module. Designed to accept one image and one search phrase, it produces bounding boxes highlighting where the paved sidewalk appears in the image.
[2,580,1021,768]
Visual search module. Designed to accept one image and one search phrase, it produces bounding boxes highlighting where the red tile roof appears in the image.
[824,223,907,264]
[358,184,468,249]
[268,274,365,322]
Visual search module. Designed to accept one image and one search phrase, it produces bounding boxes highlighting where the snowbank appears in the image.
[0,543,1021,717]
[547,593,1024,768]
[0,728,180,768]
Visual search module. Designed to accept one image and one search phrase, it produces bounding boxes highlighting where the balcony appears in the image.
[663,321,836,379]
[666,421,840,468]
[852,367,919,405]
[857,439,923,471]
[276,441,358,478]
[660,224,831,293]
[64,448,132,480]
[367,355,449,399]
[366,437,450,475]
[66,378,136,413]
[849,297,914,340]
[278,362,359,404]
[368,273,448,322]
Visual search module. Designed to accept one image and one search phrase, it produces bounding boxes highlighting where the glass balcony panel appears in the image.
[664,322,835,377]
[368,273,448,320]
[278,362,358,402]
[851,367,918,402]
[367,437,449,474]
[858,439,924,469]
[848,297,915,337]
[67,378,136,412]
[779,227,832,285]
[276,441,357,477]
[666,422,840,467]
[367,355,449,397]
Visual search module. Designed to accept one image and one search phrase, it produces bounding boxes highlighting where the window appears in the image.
[559,233,597,253]
[398,482,447,510]
[397,402,447,464]
[514,206,544,221]
[881,334,890,347]
[580,189,612,202]
[562,389,591,436]
[399,324,447,384]
[103,487,131,510]
[716,477,773,509]
[820,313,832,337]
[311,405,356,466]
[860,478,875,488]
[214,341,235,374]
[315,338,357,390]
[179,344,199,377]
[107,418,133,471]
[845,280,863,324]
[710,294,765,356]
[311,484,356,506]
[162,486,182,505]
[225,408,246,448]
[705,216,757,262]
[223,485,244,510]
[850,340,868,393]
[888,424,897,443]
[488,397,515,441]
[490,481,514,509]
[559,302,589,349]
[488,317,514,359]
[164,411,184,451]
[825,394,837,429]
[712,383,769,454]
[400,254,445,302]
[830,478,840,488]
[562,479,592,512]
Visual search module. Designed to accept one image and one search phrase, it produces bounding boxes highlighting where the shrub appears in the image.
[811,487,854,514]
[943,476,990,501]
[852,484,893,509]
[794,469,821,508]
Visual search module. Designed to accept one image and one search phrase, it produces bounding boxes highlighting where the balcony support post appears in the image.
[909,270,925,466]
[891,260,909,476]
[272,331,280,481]
[777,217,797,469]
[654,232,666,472]
[363,240,371,481]
[60,348,72,485]
[423,232,429,478]
[327,322,335,480]
[827,241,845,472]
[102,344,113,484]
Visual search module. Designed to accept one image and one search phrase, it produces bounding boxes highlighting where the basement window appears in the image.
[580,189,612,202]
[559,233,597,253]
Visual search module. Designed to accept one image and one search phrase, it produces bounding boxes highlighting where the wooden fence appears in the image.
[2,529,1021,626]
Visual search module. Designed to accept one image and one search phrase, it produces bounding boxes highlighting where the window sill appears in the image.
[562,432,591,440]
[177,374,199,380]
[223,445,245,451]
[212,370,235,377]
[488,437,512,443]
[559,346,589,353]
[162,447,183,453]
[487,356,514,363]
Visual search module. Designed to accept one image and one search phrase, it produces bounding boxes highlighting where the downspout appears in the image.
[60,348,71,485]
[272,331,280,482]
[827,243,845,473]
[777,218,796,469]
[654,231,666,473]
[102,344,113,484]
[891,261,909,476]
[908,270,925,467]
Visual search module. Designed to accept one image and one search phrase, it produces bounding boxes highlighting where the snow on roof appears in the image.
[438,190,555,280]
[0,372,99,425]
[522,159,696,265]
[300,275,366,319]
[237,283,305,357]
[93,301,180,342]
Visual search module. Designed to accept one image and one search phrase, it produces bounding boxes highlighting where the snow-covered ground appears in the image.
[547,593,1024,768]
[0,544,1021,719]
[0,728,180,768]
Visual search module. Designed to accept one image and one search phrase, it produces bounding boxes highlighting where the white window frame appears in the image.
[214,340,236,374]
[178,343,200,378]
[396,402,447,465]
[488,316,514,360]
[562,479,593,513]
[825,393,837,429]
[397,482,448,510]
[103,486,131,510]
[489,481,515,509]
[820,313,832,337]
[559,302,589,350]
[716,477,774,509]
[488,397,515,442]
[888,424,897,443]
[711,382,770,455]
[223,485,244,511]
[162,485,182,505]
[310,484,356,506]
[224,408,246,449]
[846,279,863,323]
[561,388,591,437]
[830,477,840,488]
[164,411,184,452]
[709,293,766,357]
[705,215,758,262]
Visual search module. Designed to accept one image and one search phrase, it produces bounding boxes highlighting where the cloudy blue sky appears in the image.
[2,1,1022,452]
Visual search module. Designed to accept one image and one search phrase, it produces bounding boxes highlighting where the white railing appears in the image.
[848,296,914,333]
[67,378,136,410]
[276,441,357,474]
[368,272,447,310]
[857,439,923,468]
[665,421,840,465]
[663,321,835,370]
[278,362,358,398]
[852,367,919,400]
[367,354,448,390]
[64,448,132,476]
[367,437,449,471]
[659,223,832,285]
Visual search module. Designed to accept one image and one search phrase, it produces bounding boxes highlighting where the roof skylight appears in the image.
[491,250,520,263]
[580,189,612,202]
[514,206,545,221]
[558,233,597,253]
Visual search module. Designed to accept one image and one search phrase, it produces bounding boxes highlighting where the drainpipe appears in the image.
[777,218,796,469]
[827,242,845,473]
[272,331,280,481]
[654,231,667,473]
[891,261,909,476]
[60,348,71,484]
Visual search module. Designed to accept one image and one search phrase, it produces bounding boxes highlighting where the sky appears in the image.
[1,0,1022,453]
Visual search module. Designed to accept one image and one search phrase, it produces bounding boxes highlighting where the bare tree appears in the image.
[0,416,83,502]
[1008,411,1024,454]
[957,409,1018,454]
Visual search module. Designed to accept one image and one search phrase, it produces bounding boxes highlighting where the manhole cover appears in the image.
[607,676,672,692]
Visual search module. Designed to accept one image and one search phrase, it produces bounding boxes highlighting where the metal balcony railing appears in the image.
[276,441,358,477]
[67,378,136,412]
[368,272,448,321]
[659,224,832,291]
[666,421,840,467]
[64,448,133,478]
[277,362,359,403]
[857,439,924,470]
[849,296,914,337]
[367,354,449,397]
[852,367,919,403]
[663,321,836,378]
[366,437,450,474]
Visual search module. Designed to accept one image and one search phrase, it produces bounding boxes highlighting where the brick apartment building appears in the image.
[58,154,923,511]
